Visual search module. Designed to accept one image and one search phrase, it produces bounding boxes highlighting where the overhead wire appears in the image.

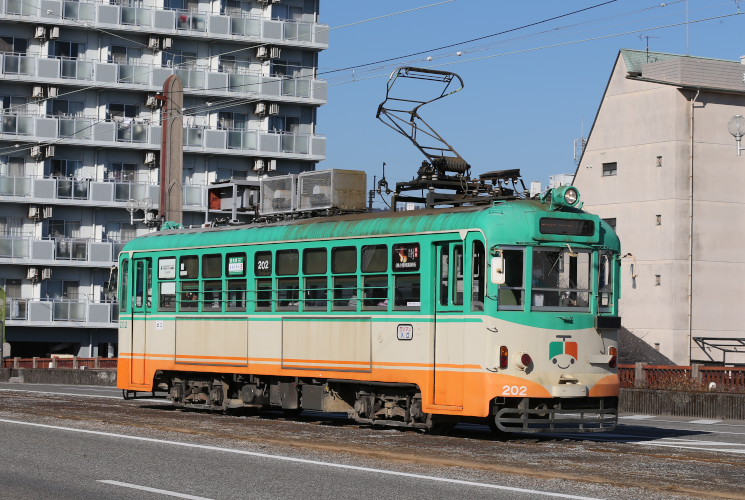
[319,0,620,75]
[1,2,742,156]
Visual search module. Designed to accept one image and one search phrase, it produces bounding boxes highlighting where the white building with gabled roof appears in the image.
[573,49,745,366]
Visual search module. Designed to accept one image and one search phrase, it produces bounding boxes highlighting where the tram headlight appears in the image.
[608,346,618,369]
[499,346,509,369]
[564,187,579,206]
[551,186,581,208]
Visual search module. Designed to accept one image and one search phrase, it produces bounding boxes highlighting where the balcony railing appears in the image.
[0,115,326,160]
[0,53,328,103]
[0,0,329,48]
[0,175,165,205]
[0,235,127,264]
[4,298,119,326]
[0,175,208,211]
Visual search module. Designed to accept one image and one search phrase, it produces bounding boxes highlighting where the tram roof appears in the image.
[122,200,617,253]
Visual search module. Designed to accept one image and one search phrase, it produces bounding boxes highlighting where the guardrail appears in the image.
[619,363,745,392]
[2,357,118,369]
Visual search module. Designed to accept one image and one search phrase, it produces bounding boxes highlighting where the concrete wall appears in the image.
[0,368,117,386]
[620,388,745,420]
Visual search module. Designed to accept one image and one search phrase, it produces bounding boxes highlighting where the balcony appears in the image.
[0,114,326,161]
[0,175,207,214]
[0,235,127,266]
[0,0,329,50]
[5,298,118,328]
[0,53,328,103]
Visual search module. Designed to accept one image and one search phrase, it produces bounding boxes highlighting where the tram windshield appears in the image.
[531,247,591,311]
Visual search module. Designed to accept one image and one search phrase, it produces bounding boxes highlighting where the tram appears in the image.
[117,68,621,433]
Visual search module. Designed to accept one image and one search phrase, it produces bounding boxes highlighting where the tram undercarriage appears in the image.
[152,371,463,433]
[143,371,616,434]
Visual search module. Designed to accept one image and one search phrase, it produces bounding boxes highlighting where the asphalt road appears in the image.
[1,383,743,500]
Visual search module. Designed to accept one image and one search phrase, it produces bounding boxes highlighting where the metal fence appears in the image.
[619,363,745,392]
[2,357,118,369]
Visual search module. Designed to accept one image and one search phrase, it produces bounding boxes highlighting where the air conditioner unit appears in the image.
[268,103,279,115]
[47,87,59,98]
[253,158,265,171]
[145,95,159,108]
[256,46,268,59]
[42,205,53,218]
[45,145,55,158]
[269,47,281,59]
[32,86,45,98]
[30,145,43,159]
[41,267,52,280]
[34,26,47,40]
[48,26,59,39]
[147,36,160,50]
[267,159,277,171]
[254,102,266,116]
[144,151,157,165]
[28,205,41,218]
[162,37,173,49]
[26,267,39,280]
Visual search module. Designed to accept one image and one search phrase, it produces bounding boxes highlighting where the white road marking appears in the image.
[0,418,603,500]
[619,415,655,420]
[689,419,722,425]
[98,480,213,500]
[636,441,745,455]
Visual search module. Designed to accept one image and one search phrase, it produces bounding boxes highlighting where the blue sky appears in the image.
[315,1,744,207]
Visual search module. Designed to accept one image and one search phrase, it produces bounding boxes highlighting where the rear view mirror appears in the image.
[491,255,505,285]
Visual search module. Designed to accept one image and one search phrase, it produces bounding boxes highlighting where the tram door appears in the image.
[130,257,151,386]
[433,242,464,408]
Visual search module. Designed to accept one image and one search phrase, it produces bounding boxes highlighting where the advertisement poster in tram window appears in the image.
[392,243,420,271]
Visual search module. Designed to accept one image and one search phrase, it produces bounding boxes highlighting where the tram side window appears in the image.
[362,245,388,310]
[394,274,420,310]
[598,251,614,313]
[303,248,327,311]
[332,246,357,311]
[255,251,272,311]
[202,253,223,311]
[179,255,199,311]
[498,249,524,310]
[453,245,464,306]
[226,252,246,312]
[393,242,421,311]
[120,259,129,312]
[158,256,177,312]
[277,249,299,311]
[134,259,152,309]
[472,241,485,311]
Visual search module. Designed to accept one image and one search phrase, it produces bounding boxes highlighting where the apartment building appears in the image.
[0,0,327,357]
[574,49,745,365]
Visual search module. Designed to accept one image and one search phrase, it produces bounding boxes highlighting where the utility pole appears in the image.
[0,286,5,363]
[159,75,184,225]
